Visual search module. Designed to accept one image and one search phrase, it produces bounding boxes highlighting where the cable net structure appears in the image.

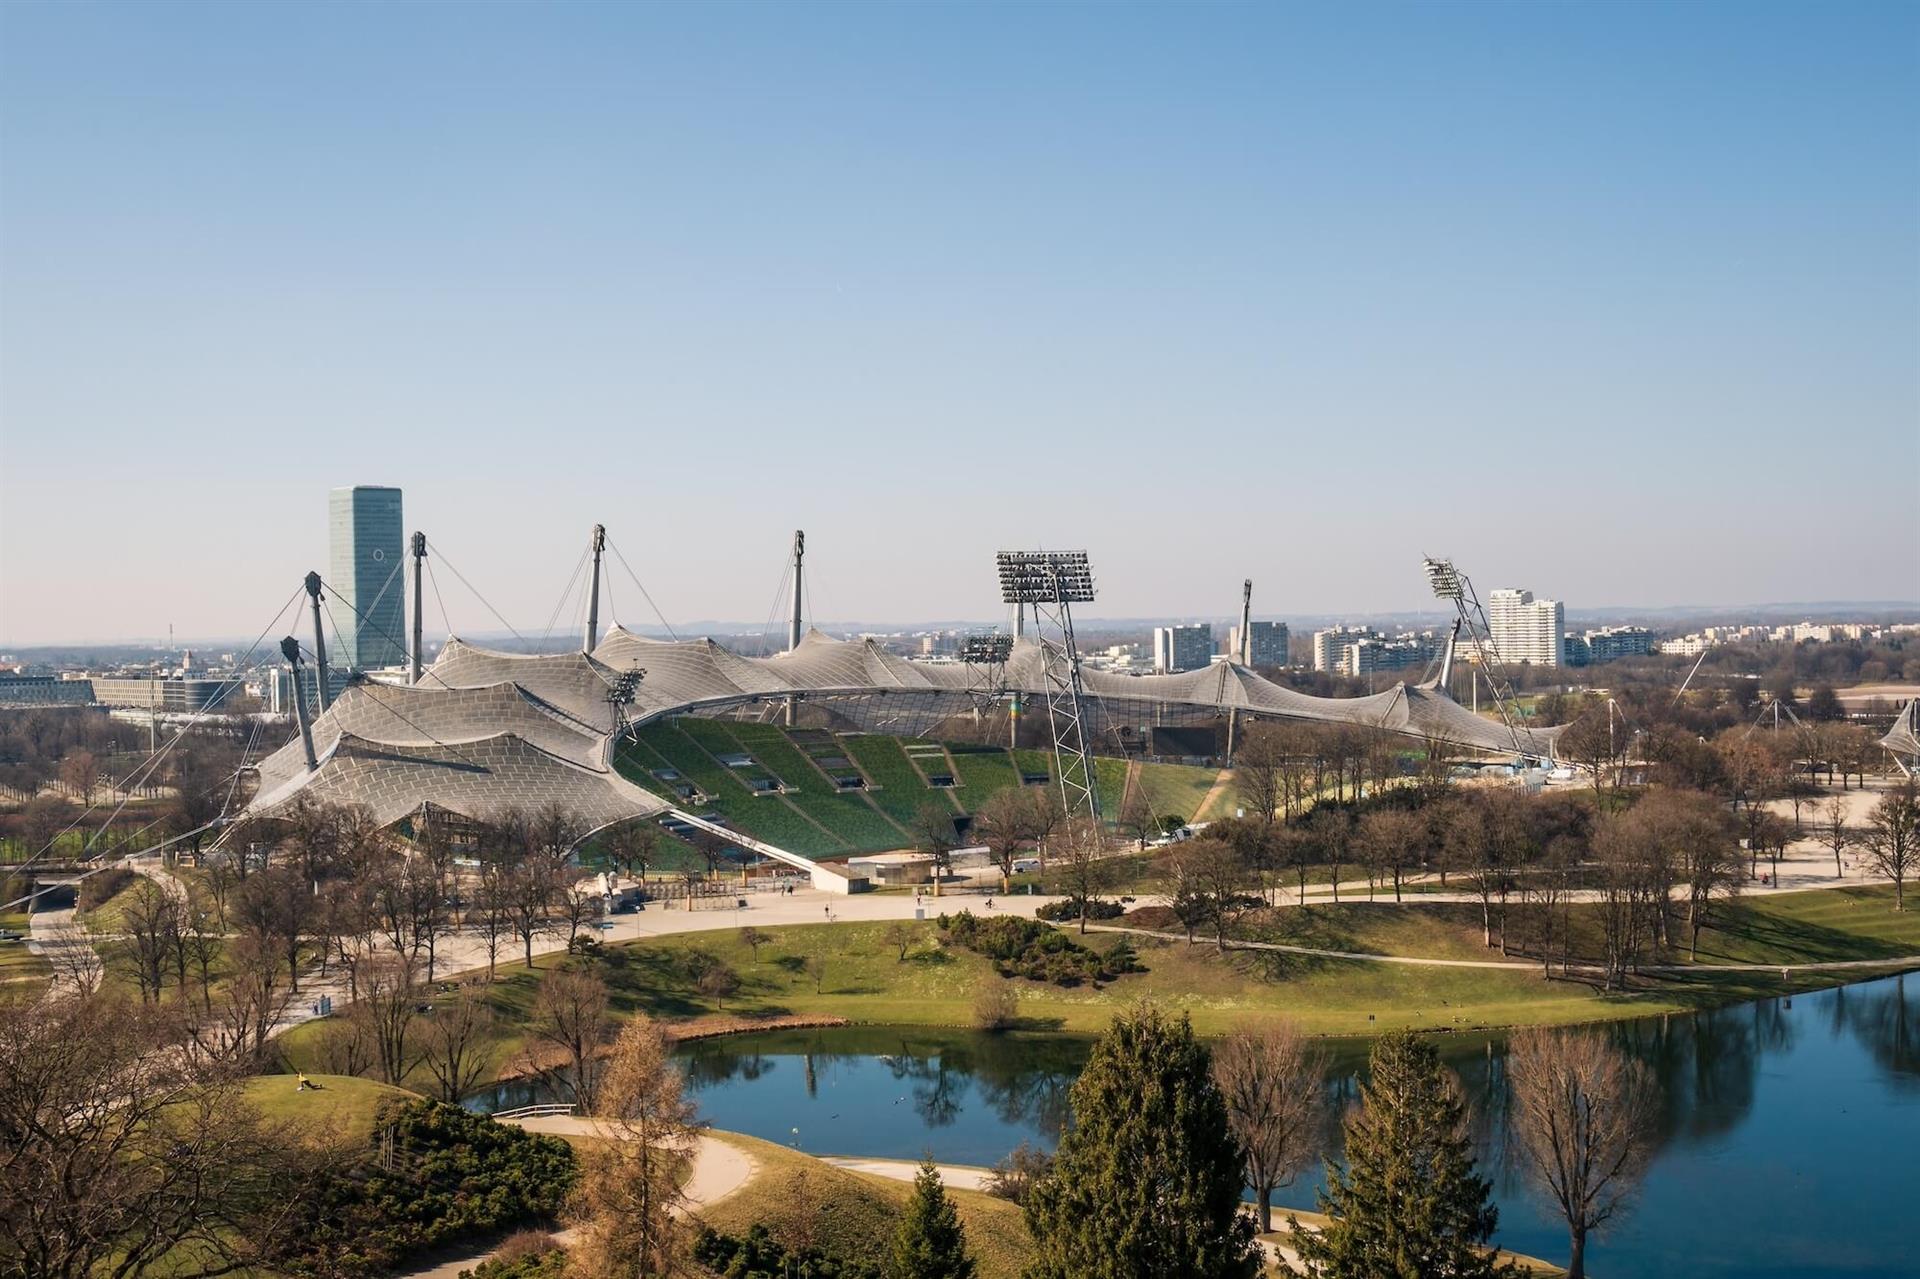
[241,623,1564,837]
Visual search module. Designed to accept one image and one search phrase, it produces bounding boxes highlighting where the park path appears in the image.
[820,1154,993,1191]
[1086,922,1920,977]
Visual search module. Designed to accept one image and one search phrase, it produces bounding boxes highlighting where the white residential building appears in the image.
[1486,588,1564,668]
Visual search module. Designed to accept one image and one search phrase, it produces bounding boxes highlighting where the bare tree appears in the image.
[882,922,916,962]
[1860,778,1920,911]
[470,857,515,980]
[418,980,496,1102]
[0,990,332,1279]
[1507,1027,1658,1279]
[557,869,605,944]
[524,965,611,1108]
[1234,723,1287,825]
[352,953,423,1086]
[1213,1021,1327,1232]
[1818,795,1854,879]
[602,818,662,884]
[568,1014,702,1279]
[738,925,774,962]
[1054,817,1113,934]
[59,749,100,805]
[974,786,1038,893]
[121,877,183,1003]
[912,801,958,896]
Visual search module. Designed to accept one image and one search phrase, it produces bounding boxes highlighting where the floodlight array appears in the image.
[996,551,1096,604]
[960,633,1015,664]
[608,666,646,707]
[1423,557,1464,601]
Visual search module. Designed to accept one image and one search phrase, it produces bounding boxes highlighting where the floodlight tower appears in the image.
[996,550,1099,824]
[606,665,646,739]
[960,632,1014,724]
[1423,557,1527,757]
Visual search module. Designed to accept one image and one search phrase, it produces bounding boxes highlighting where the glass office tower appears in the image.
[327,486,405,670]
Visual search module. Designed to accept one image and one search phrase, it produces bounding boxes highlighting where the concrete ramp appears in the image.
[666,809,868,895]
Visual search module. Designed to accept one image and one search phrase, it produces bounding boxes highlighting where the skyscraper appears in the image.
[328,486,405,670]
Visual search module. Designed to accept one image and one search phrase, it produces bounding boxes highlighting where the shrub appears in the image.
[692,1224,882,1279]
[984,1140,1055,1206]
[1035,898,1123,923]
[938,910,1122,986]
[465,1231,565,1279]
[973,979,1019,1032]
[276,1099,576,1277]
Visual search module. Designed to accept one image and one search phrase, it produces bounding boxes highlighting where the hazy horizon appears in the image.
[3,2,1915,645]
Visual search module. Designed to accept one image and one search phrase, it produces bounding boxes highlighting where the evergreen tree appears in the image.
[890,1158,975,1279]
[1289,1031,1519,1279]
[1023,1004,1259,1279]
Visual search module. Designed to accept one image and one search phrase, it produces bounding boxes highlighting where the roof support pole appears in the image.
[1225,579,1253,761]
[785,530,805,726]
[1238,578,1253,665]
[304,571,332,710]
[1437,616,1462,690]
[281,637,319,771]
[584,524,606,653]
[410,532,427,685]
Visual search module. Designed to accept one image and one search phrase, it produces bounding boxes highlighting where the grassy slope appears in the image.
[0,908,48,989]
[700,1131,1030,1279]
[1136,761,1226,826]
[240,1073,416,1143]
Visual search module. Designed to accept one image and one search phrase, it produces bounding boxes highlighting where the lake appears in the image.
[476,972,1919,1277]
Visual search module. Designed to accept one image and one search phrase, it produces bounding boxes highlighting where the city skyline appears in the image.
[3,1,1916,642]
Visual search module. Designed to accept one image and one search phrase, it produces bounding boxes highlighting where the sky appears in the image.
[1,0,1915,645]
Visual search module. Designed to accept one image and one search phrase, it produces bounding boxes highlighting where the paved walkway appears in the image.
[1090,922,1920,977]
[820,1155,993,1192]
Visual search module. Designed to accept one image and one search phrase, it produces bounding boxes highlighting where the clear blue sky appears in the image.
[2,1,1914,644]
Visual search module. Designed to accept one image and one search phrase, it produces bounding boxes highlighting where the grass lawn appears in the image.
[700,1131,1030,1279]
[1584,882,1920,968]
[239,1073,417,1143]
[0,907,48,989]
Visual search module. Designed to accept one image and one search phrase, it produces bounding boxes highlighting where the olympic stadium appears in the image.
[238,531,1565,891]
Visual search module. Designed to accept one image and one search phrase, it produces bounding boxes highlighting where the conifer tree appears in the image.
[1289,1030,1519,1279]
[1024,1004,1259,1279]
[890,1157,975,1279]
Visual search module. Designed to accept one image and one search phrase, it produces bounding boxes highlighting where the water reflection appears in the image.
[663,973,1920,1278]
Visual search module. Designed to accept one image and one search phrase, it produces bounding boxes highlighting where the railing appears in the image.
[492,1103,578,1121]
